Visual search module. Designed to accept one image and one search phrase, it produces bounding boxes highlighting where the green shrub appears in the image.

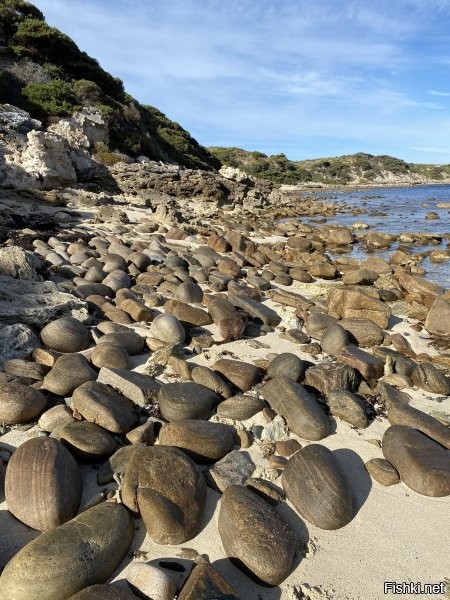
[0,1,44,37]
[73,78,101,104]
[22,79,80,117]
[93,141,125,166]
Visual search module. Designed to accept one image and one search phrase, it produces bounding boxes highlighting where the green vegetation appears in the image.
[22,80,80,117]
[209,147,450,185]
[0,0,219,170]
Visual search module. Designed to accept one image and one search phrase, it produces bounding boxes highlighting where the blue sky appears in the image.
[34,0,450,163]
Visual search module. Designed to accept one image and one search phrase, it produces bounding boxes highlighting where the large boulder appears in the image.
[261,377,330,440]
[218,485,298,586]
[5,437,82,531]
[283,444,353,530]
[122,445,206,544]
[424,296,450,337]
[0,503,134,600]
[327,287,391,328]
[382,425,450,497]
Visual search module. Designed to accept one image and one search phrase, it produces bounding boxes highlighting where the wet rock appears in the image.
[327,388,369,428]
[261,377,330,440]
[122,445,206,544]
[217,394,265,420]
[0,382,46,424]
[365,458,400,486]
[159,382,219,421]
[72,381,139,433]
[43,354,97,396]
[218,485,298,586]
[178,564,240,600]
[205,450,255,492]
[5,437,82,531]
[283,444,352,529]
[267,352,305,381]
[382,425,450,497]
[0,503,134,600]
[213,358,264,392]
[411,362,450,395]
[158,420,235,462]
[58,421,116,461]
[40,317,90,353]
[97,368,161,407]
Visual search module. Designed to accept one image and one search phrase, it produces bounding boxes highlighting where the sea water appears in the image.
[303,184,450,288]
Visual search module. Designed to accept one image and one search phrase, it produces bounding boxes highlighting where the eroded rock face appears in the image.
[0,323,40,366]
[282,444,353,530]
[0,275,88,327]
[17,130,77,188]
[0,503,134,600]
[122,445,206,544]
[218,485,298,586]
[0,246,39,280]
[5,437,82,531]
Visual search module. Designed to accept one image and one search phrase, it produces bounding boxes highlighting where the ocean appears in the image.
[302,184,450,288]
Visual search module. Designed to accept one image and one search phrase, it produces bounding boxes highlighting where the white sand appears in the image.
[1,231,449,599]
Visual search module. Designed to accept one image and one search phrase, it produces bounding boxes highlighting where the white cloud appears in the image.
[428,90,450,96]
[32,0,450,163]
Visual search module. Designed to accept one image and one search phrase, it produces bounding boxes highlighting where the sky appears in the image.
[33,0,450,164]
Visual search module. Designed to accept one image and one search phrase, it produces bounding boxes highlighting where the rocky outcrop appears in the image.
[0,275,88,327]
[0,105,281,222]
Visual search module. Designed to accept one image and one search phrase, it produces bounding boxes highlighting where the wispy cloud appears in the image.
[428,90,450,97]
[33,0,450,163]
